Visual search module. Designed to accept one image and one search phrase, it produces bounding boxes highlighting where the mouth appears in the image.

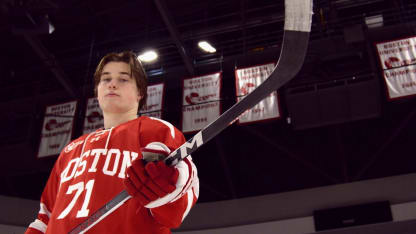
[106,93,120,97]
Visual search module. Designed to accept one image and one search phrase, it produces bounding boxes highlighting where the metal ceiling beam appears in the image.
[53,4,285,56]
[154,0,195,75]
[23,35,78,98]
[70,12,283,57]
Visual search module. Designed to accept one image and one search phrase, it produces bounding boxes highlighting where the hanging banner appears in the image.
[383,65,416,99]
[376,36,416,99]
[139,83,164,119]
[376,37,416,70]
[83,97,103,134]
[182,72,221,133]
[235,63,280,124]
[38,101,77,158]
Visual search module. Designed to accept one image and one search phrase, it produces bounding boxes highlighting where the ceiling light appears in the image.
[138,50,158,62]
[48,22,55,34]
[365,14,383,28]
[198,41,216,53]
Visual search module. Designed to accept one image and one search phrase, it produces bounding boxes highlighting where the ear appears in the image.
[137,93,143,102]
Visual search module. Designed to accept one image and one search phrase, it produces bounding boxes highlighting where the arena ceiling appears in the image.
[0,0,411,100]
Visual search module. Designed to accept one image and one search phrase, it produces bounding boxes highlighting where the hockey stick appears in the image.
[69,1,312,233]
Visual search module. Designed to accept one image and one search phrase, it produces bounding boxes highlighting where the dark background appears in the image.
[0,0,415,203]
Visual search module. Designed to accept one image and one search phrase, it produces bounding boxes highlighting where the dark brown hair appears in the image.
[93,51,148,110]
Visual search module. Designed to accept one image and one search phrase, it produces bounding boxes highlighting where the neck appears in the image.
[103,109,138,129]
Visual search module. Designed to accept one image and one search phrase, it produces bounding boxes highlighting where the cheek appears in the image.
[131,87,141,102]
[96,85,106,101]
[122,88,138,103]
[96,86,103,98]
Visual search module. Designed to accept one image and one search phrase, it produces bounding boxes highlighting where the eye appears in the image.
[101,77,111,82]
[119,75,130,82]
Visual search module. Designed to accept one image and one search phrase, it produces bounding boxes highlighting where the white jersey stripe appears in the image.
[29,219,47,233]
[181,190,194,221]
[150,117,176,138]
[39,203,51,218]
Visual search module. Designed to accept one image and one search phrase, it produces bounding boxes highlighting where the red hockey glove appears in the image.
[124,160,179,206]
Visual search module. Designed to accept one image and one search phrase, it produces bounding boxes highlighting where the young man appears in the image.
[26,51,199,234]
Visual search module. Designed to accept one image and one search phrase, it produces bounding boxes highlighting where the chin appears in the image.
[102,105,124,113]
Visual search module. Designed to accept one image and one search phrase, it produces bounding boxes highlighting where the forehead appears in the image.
[101,61,130,74]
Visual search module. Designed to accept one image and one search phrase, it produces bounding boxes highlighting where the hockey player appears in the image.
[26,51,199,234]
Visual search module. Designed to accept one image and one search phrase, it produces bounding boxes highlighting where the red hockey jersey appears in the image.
[26,116,199,234]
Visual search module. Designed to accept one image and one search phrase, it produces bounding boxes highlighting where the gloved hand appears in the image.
[124,159,179,206]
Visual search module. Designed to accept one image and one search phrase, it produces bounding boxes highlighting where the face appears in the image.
[97,62,142,114]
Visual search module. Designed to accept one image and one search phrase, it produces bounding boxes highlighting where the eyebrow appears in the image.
[101,71,131,76]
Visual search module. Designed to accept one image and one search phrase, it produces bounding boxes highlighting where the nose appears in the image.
[108,79,117,89]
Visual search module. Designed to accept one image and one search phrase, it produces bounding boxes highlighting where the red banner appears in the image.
[235,63,280,124]
[182,72,221,133]
[376,36,416,99]
[38,101,77,158]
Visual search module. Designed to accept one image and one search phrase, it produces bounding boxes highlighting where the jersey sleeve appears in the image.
[25,157,61,234]
[138,117,200,228]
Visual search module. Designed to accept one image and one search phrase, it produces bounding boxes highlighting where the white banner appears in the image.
[235,63,280,124]
[38,101,77,158]
[383,65,416,99]
[376,37,416,70]
[376,36,416,99]
[139,83,164,119]
[83,97,104,134]
[182,72,221,133]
